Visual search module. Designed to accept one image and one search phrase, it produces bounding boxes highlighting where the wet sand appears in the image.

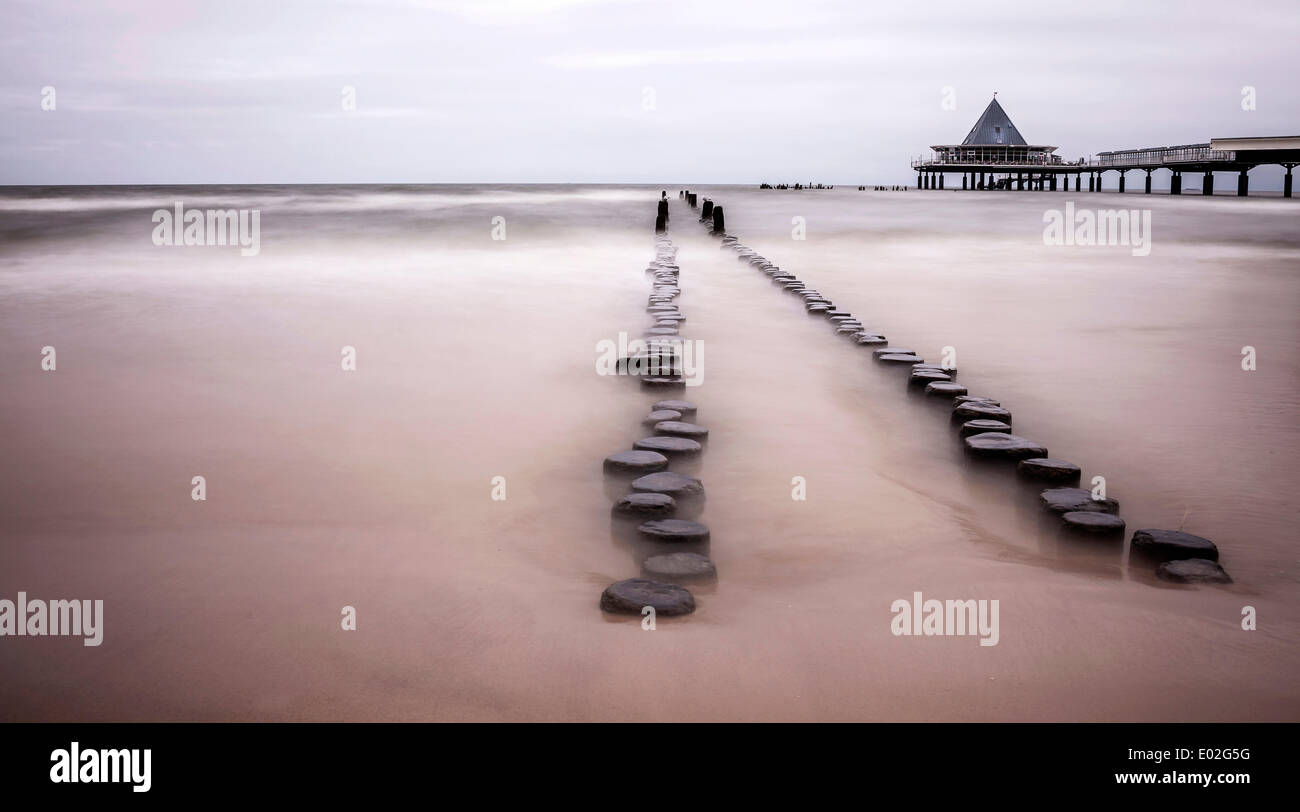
[1,185,1297,721]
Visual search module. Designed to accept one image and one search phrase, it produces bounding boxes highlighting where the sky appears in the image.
[2,0,1298,185]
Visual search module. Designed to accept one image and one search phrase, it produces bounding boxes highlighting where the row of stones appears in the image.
[708,215,1230,585]
[600,226,717,617]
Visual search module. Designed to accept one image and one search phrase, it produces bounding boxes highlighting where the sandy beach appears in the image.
[1,184,1297,721]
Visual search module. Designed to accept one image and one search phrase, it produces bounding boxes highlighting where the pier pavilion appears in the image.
[911,96,1300,197]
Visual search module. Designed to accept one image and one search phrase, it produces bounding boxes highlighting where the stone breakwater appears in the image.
[600,199,717,618]
[698,194,1232,587]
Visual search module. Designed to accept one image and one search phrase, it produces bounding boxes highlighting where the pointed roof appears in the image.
[962,97,1027,146]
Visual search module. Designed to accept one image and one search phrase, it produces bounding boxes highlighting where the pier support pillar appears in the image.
[1088,174,1094,192]
[1237,170,1249,197]
[1118,172,1126,193]
[1016,172,1023,190]
[1075,174,1081,192]
[978,173,985,190]
[917,171,922,189]
[1204,172,1214,195]
[1144,170,1152,194]
[1050,174,1057,191]
[1171,172,1181,195]
[939,173,945,189]
[1285,166,1293,198]
[962,175,967,190]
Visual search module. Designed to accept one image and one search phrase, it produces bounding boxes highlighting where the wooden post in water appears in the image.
[711,205,725,234]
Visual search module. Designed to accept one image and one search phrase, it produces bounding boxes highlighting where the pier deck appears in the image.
[911,135,1300,196]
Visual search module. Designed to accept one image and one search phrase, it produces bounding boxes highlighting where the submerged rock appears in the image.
[925,381,968,397]
[1040,487,1119,514]
[654,421,709,438]
[1130,529,1220,562]
[653,399,697,415]
[909,370,951,385]
[959,419,1011,436]
[638,518,710,543]
[640,376,686,389]
[603,449,670,474]
[964,433,1047,459]
[643,409,683,425]
[954,395,1000,406]
[878,353,924,364]
[1061,510,1126,534]
[1155,558,1232,584]
[600,578,696,615]
[631,471,704,498]
[612,492,676,518]
[1017,458,1081,483]
[634,436,702,455]
[953,402,1012,422]
[641,552,716,581]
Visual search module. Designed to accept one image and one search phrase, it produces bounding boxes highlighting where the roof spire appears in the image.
[961,95,1027,146]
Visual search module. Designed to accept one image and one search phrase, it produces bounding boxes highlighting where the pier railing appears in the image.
[1091,144,1236,166]
[913,145,1240,170]
[911,156,1084,168]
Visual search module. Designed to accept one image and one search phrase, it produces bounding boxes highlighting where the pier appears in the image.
[911,96,1300,197]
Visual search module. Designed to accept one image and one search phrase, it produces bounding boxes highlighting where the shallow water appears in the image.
[1,184,1297,721]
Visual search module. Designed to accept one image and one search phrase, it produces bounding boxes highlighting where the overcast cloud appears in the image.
[2,0,1297,184]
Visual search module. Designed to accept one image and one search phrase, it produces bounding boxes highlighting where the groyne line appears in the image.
[692,196,1230,586]
[599,193,717,618]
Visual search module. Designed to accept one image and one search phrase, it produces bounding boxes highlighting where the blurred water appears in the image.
[0,184,1296,721]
